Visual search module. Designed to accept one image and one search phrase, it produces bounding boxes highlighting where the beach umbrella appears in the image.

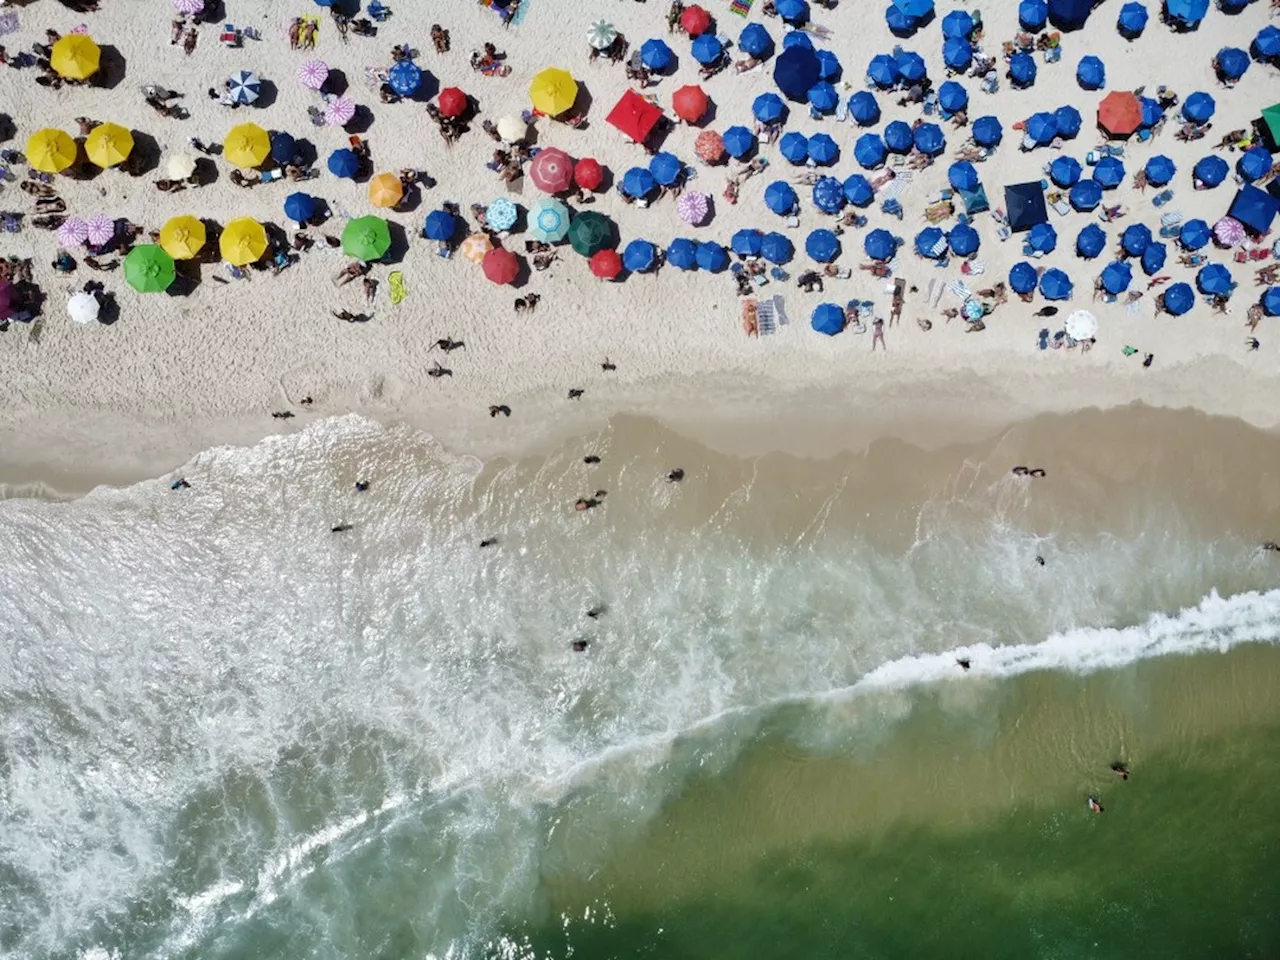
[1192,155,1228,188]
[1121,223,1152,256]
[173,0,205,12]
[1100,261,1132,294]
[587,20,618,52]
[1140,241,1166,274]
[51,34,100,80]
[1238,147,1272,183]
[949,161,979,192]
[732,229,764,257]
[640,38,675,73]
[1009,52,1036,87]
[691,34,723,67]
[298,59,329,90]
[1162,282,1195,315]
[1196,263,1233,296]
[1179,218,1211,250]
[915,226,947,258]
[57,217,89,248]
[765,181,798,215]
[811,303,846,336]
[812,177,846,213]
[368,172,403,208]
[327,148,359,179]
[227,70,261,105]
[848,91,881,126]
[85,214,114,248]
[269,131,296,166]
[1076,56,1105,90]
[1009,261,1039,293]
[816,50,842,81]
[166,152,197,180]
[774,46,821,101]
[436,87,468,118]
[695,130,726,165]
[1228,185,1280,235]
[1076,223,1107,258]
[781,131,809,165]
[761,231,795,264]
[623,239,657,272]
[1263,287,1280,316]
[681,4,713,35]
[486,197,518,232]
[460,233,493,263]
[723,126,755,159]
[124,245,176,293]
[574,158,604,191]
[1117,2,1148,36]
[1215,47,1249,82]
[785,30,814,49]
[1050,0,1092,30]
[752,93,787,125]
[622,166,657,199]
[948,222,980,257]
[218,217,267,266]
[914,123,945,155]
[1165,0,1209,27]
[1093,156,1126,189]
[649,152,684,186]
[695,241,729,272]
[937,81,968,116]
[943,37,972,71]
[1144,155,1176,186]
[895,0,936,19]
[387,59,422,97]
[894,49,927,82]
[158,215,206,260]
[1019,0,1048,29]
[1039,268,1073,300]
[1027,222,1058,254]
[1026,112,1058,146]
[224,123,270,169]
[529,147,575,193]
[738,24,773,59]
[805,229,841,262]
[808,133,839,166]
[590,248,623,279]
[1049,156,1082,187]
[1254,26,1280,61]
[1054,106,1082,139]
[972,116,1003,147]
[1005,182,1048,229]
[482,248,521,285]
[423,209,458,242]
[886,6,921,35]
[855,133,887,169]
[1097,92,1142,137]
[864,229,898,261]
[67,291,99,325]
[1139,98,1164,130]
[497,115,529,142]
[777,0,811,23]
[808,81,839,114]
[529,67,578,116]
[26,129,77,174]
[84,123,134,168]
[568,211,613,256]
[1065,310,1098,340]
[1214,217,1245,247]
[838,174,873,208]
[882,121,912,154]
[677,191,710,225]
[867,54,901,89]
[942,9,974,36]
[325,96,356,126]
[340,216,390,262]
[1182,92,1215,124]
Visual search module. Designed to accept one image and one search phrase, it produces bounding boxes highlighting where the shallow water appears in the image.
[1,408,1279,959]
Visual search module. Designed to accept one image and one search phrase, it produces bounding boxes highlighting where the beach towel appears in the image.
[729,0,755,16]
[756,298,776,335]
[388,271,407,305]
[0,13,21,36]
[947,279,972,302]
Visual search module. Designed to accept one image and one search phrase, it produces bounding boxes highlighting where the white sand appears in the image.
[0,0,1278,487]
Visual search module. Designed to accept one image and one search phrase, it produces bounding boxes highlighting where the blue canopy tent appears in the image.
[808,133,839,165]
[774,46,821,101]
[937,81,968,115]
[1027,222,1057,253]
[691,34,723,66]
[1182,92,1215,124]
[1026,112,1058,146]
[761,231,794,263]
[1238,147,1272,183]
[812,177,846,213]
[1192,155,1228,188]
[884,121,914,153]
[284,192,318,224]
[1144,155,1176,185]
[972,116,1003,146]
[942,10,975,37]
[864,229,898,260]
[811,303,846,336]
[914,123,945,155]
[1050,156,1082,187]
[844,174,875,206]
[943,37,973,71]
[1101,261,1132,294]
[1178,219,1210,250]
[915,226,947,258]
[777,0,811,23]
[867,54,901,89]
[816,50,842,81]
[1019,0,1048,30]
[1093,156,1126,188]
[805,229,841,262]
[1162,282,1195,315]
[1196,263,1233,296]
[1039,268,1073,300]
[1215,47,1249,81]
[667,238,699,270]
[849,91,881,126]
[1049,0,1092,30]
[1121,223,1152,256]
[808,81,839,114]
[1010,261,1039,294]
[1005,181,1048,230]
[894,49,927,83]
[388,59,422,97]
[327,148,359,178]
[737,25,773,60]
[1165,0,1209,29]
[753,93,787,124]
[1263,286,1280,316]
[1117,2,1148,37]
[1253,26,1280,62]
[855,133,888,169]
[1076,223,1107,258]
[1054,106,1083,138]
[723,125,755,159]
[958,184,990,215]
[886,5,921,36]
[622,239,657,272]
[780,132,810,164]
[1076,55,1106,89]
[1228,184,1280,235]
[732,229,764,257]
[1070,179,1103,210]
[622,167,657,198]
[1140,240,1167,275]
[641,38,675,71]
[696,242,729,272]
[949,222,980,256]
[949,161,980,191]
[764,181,799,215]
[1009,52,1036,87]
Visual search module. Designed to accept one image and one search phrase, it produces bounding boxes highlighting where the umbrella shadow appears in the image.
[125,130,161,177]
[395,185,424,215]
[646,117,676,154]
[0,114,14,143]
[571,84,594,123]
[93,45,126,90]
[199,220,224,263]
[96,291,119,325]
[696,101,718,127]
[345,105,375,135]
[193,157,219,186]
[166,261,202,298]
[291,138,318,168]
[199,0,228,23]
[410,70,440,104]
[381,220,410,265]
[324,69,349,97]
[511,255,532,289]
[254,80,279,110]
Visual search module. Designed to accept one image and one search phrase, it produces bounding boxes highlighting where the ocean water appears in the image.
[2,411,1279,959]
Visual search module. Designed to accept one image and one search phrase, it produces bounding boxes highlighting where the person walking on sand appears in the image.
[871,317,886,351]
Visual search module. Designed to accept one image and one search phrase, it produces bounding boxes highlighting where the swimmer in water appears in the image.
[354,480,370,492]
[1263,541,1280,552]
[170,478,190,490]
[666,468,685,483]
[586,606,605,619]
[956,657,971,671]
[1088,795,1104,814]
[583,455,601,464]
[570,639,590,652]
[331,523,353,533]
[1111,762,1130,780]
[1035,556,1045,566]
[575,498,600,511]
[479,537,498,548]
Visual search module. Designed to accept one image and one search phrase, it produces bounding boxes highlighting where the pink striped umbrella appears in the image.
[57,217,89,248]
[172,0,204,13]
[1213,216,1244,247]
[677,190,710,225]
[85,214,114,247]
[324,96,356,126]
[298,59,329,91]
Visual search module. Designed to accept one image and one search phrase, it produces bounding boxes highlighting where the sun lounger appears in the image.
[947,279,972,302]
[756,298,776,335]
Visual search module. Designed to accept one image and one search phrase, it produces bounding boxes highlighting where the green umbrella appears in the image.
[123,244,176,293]
[1261,104,1280,149]
[567,211,613,256]
[342,215,391,261]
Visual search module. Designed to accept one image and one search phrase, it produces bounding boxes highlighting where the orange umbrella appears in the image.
[672,85,709,123]
[695,130,725,163]
[368,172,403,208]
[482,247,520,284]
[1097,91,1142,138]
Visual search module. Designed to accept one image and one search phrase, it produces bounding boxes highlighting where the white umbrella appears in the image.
[496,115,527,142]
[587,20,618,51]
[67,292,99,325]
[166,152,196,180]
[1065,310,1098,340]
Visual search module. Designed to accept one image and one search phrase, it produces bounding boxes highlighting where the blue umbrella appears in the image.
[782,31,813,51]
[972,115,1002,146]
[1049,0,1092,30]
[774,46,821,101]
[1054,106,1083,138]
[943,37,972,71]
[649,152,684,187]
[1027,222,1057,253]
[327,148,359,178]
[1019,0,1048,30]
[914,123,945,155]
[1039,268,1073,300]
[1162,282,1194,315]
[753,93,787,124]
[949,161,979,191]
[1140,97,1163,129]
[805,228,841,262]
[884,121,914,153]
[761,231,795,263]
[1050,156,1082,187]
[640,38,675,71]
[423,209,457,241]
[764,180,798,215]
[1076,55,1105,90]
[1076,223,1107,258]
[848,91,881,126]
[855,133,887,169]
[738,24,774,59]
[886,5,921,35]
[777,0,811,23]
[808,81,839,114]
[844,174,875,206]
[1196,263,1233,296]
[942,10,975,37]
[1254,26,1280,61]
[811,303,846,336]
[1220,0,1247,10]
[1165,0,1209,27]
[1140,241,1167,275]
[269,130,296,165]
[1182,92,1215,124]
[1192,155,1228,188]
[949,222,980,256]
[1070,179,1102,210]
[937,81,968,115]
[812,176,846,213]
[894,49,927,82]
[1101,261,1132,294]
[1009,52,1036,86]
[780,132,809,164]
[1121,224,1152,256]
[696,242,729,272]
[1238,147,1272,183]
[692,34,723,66]
[226,69,261,105]
[622,239,657,272]
[667,238,699,270]
[816,50,842,81]
[1009,261,1039,293]
[807,133,839,166]
[1026,112,1058,145]
[731,229,764,257]
[1093,156,1126,188]
[723,126,755,159]
[1216,47,1249,81]
[894,0,935,15]
[284,192,318,223]
[1263,286,1280,315]
[915,226,946,258]
[1144,155,1176,185]
[1117,1,1148,36]
[864,229,898,261]
[622,167,657,198]
[1179,219,1211,249]
[388,59,422,96]
[867,54,901,88]
[1228,184,1280,235]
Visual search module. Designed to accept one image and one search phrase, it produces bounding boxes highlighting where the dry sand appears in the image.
[0,0,1278,490]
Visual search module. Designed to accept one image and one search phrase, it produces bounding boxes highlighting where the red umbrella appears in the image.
[482,247,520,284]
[529,147,575,193]
[695,130,725,163]
[574,157,604,191]
[1097,91,1142,138]
[590,248,622,279]
[672,85,709,124]
[607,89,664,144]
[438,87,468,118]
[681,4,712,36]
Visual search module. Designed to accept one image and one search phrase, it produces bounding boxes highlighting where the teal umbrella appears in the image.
[528,198,569,242]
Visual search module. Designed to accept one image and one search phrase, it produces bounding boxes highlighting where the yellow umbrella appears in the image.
[84,123,134,168]
[222,123,270,169]
[460,233,493,264]
[159,216,206,260]
[219,217,268,266]
[51,34,101,80]
[25,129,77,174]
[368,172,403,209]
[529,67,578,116]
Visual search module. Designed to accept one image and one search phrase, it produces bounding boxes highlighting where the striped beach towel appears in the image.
[729,0,755,16]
